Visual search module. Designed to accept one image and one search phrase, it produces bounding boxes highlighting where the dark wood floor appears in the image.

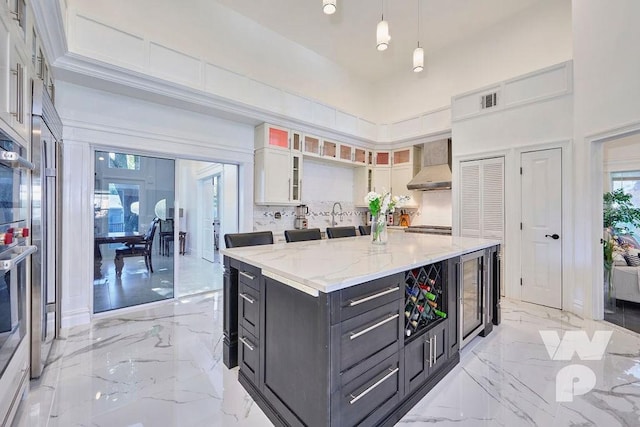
[605,299,640,334]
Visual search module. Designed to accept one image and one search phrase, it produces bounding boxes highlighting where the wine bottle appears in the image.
[407,287,420,298]
[423,290,437,301]
[405,329,412,337]
[410,320,418,328]
[427,300,437,308]
[433,309,447,319]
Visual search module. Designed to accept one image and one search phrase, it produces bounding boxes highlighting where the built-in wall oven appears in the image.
[0,129,36,426]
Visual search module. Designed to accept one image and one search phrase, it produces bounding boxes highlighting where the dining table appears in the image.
[94,232,143,279]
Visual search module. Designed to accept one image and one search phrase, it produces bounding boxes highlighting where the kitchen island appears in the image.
[221,233,500,427]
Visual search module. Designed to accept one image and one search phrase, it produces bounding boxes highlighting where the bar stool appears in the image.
[326,226,357,239]
[284,228,322,243]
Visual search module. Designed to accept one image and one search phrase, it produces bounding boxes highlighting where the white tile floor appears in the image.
[13,296,640,426]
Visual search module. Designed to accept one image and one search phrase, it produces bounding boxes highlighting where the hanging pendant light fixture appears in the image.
[322,0,336,15]
[413,44,424,72]
[376,0,390,51]
[413,0,424,72]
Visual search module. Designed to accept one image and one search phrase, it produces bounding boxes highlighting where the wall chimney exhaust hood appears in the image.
[406,139,452,191]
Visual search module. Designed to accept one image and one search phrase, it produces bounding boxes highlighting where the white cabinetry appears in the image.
[254,123,304,205]
[391,146,422,207]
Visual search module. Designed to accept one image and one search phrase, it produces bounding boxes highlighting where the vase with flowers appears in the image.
[365,191,409,244]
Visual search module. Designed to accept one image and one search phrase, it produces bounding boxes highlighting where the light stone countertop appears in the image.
[221,232,500,295]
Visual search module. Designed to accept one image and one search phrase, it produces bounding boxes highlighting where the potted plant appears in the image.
[602,189,640,312]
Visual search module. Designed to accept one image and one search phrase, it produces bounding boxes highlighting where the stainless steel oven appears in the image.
[0,128,36,426]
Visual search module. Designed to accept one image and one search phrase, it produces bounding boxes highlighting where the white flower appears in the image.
[364,191,380,204]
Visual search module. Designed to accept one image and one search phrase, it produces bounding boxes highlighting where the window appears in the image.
[108,152,140,170]
[611,171,640,235]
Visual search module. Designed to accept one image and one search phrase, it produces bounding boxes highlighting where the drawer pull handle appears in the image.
[239,293,255,304]
[239,336,255,351]
[348,286,399,307]
[240,271,255,280]
[349,313,399,340]
[349,367,399,405]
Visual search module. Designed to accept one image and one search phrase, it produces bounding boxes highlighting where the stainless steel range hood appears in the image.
[407,139,452,191]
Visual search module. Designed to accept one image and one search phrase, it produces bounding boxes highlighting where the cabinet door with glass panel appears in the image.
[255,123,290,151]
[302,134,322,157]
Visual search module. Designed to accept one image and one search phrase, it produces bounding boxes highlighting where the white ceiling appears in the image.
[216,0,544,82]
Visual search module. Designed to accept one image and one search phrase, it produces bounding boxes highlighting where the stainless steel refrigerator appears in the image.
[30,79,62,379]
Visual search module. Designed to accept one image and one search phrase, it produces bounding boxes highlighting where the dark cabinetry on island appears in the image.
[223,244,500,427]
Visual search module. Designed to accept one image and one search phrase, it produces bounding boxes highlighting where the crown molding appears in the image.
[31,0,68,63]
[54,53,381,148]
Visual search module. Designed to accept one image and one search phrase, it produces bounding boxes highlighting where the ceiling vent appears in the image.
[481,92,498,110]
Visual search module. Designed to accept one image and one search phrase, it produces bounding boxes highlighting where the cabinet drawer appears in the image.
[238,263,261,291]
[333,273,403,323]
[238,327,259,385]
[239,282,260,337]
[338,353,400,427]
[338,301,401,372]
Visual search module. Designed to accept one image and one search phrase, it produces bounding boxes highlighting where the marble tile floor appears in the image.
[94,248,223,313]
[12,295,640,426]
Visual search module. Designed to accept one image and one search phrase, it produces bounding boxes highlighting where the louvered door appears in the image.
[459,157,504,240]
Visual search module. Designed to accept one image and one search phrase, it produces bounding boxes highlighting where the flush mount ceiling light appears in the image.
[413,0,424,72]
[376,0,390,51]
[322,0,336,15]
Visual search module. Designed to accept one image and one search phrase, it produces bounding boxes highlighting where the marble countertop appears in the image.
[221,233,500,295]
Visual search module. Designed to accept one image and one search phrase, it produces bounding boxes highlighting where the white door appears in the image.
[521,148,562,308]
[201,177,215,262]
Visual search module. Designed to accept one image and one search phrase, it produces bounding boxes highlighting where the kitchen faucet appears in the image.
[331,202,343,227]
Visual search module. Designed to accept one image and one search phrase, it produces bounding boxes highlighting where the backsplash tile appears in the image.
[254,202,368,234]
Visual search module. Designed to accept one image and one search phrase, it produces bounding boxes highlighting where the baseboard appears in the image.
[61,308,91,328]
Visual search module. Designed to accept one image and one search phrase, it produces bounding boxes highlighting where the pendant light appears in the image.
[376,0,390,51]
[322,0,336,15]
[413,0,424,72]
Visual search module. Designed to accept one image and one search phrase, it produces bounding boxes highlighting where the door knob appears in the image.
[545,234,560,240]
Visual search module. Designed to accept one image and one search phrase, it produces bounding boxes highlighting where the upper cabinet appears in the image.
[374,151,391,166]
[302,134,322,157]
[322,139,338,160]
[255,123,290,151]
[390,146,422,208]
[353,148,371,165]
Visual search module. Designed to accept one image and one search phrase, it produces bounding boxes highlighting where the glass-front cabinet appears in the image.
[322,139,338,159]
[255,124,290,151]
[375,151,391,166]
[302,134,322,157]
[291,130,302,151]
[353,148,369,165]
[291,153,303,202]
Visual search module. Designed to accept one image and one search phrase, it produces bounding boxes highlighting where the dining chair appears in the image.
[326,226,357,239]
[284,228,322,243]
[224,231,274,248]
[159,218,174,256]
[358,225,371,235]
[114,218,160,277]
